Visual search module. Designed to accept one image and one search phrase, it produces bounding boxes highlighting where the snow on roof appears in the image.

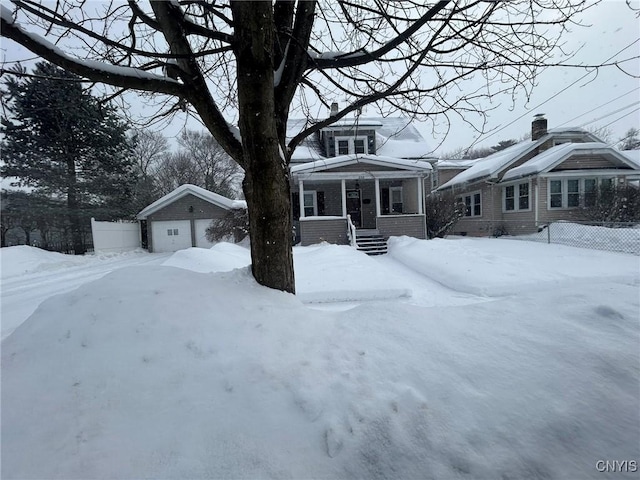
[502,142,639,181]
[286,116,431,161]
[437,140,538,190]
[137,184,245,219]
[620,149,640,168]
[291,154,432,174]
[290,145,326,162]
[435,159,477,169]
[436,127,603,190]
[321,119,384,128]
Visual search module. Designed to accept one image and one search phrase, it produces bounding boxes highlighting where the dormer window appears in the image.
[334,136,368,156]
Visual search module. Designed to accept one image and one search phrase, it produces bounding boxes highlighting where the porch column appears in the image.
[298,179,305,218]
[341,179,347,217]
[417,176,424,214]
[375,177,381,217]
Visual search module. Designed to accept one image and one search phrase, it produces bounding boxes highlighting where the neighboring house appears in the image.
[288,110,433,252]
[433,115,640,236]
[137,184,246,253]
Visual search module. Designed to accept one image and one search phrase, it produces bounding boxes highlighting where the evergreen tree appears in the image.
[1,63,135,254]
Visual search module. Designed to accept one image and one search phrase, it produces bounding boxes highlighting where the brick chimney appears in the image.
[531,114,547,141]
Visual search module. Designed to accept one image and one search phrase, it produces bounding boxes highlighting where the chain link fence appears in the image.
[450,219,640,255]
[512,221,640,256]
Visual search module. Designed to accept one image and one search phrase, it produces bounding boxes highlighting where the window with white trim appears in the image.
[334,136,368,156]
[548,178,612,209]
[504,181,530,212]
[303,191,317,216]
[460,191,481,217]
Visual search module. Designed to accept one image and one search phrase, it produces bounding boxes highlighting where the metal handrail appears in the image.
[346,214,357,248]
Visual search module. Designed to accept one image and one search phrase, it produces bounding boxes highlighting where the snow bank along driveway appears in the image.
[1,238,638,479]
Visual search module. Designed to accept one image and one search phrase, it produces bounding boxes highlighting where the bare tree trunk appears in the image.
[66,158,85,255]
[232,1,295,294]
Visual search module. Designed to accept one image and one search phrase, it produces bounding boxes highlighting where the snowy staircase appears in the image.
[355,229,388,255]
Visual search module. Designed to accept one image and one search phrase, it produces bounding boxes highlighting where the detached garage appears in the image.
[137,184,246,253]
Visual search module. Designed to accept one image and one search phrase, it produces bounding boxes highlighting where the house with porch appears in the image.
[288,114,433,253]
[433,115,640,236]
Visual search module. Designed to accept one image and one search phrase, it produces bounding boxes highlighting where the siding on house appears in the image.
[434,169,466,192]
[325,164,399,173]
[146,193,228,252]
[292,182,344,216]
[551,156,628,171]
[377,215,426,239]
[451,183,496,236]
[495,179,537,234]
[537,177,594,224]
[299,218,348,246]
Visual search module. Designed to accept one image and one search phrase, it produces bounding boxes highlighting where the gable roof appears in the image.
[137,184,246,220]
[290,154,432,174]
[436,127,601,190]
[620,149,640,168]
[502,142,640,181]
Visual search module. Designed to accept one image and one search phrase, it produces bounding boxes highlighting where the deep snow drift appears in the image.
[1,238,639,479]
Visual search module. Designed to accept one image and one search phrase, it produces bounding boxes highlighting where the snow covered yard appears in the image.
[1,238,639,479]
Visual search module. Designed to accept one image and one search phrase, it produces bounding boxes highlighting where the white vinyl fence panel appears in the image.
[91,218,140,253]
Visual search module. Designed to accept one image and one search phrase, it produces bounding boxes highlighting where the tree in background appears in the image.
[154,131,242,198]
[154,151,202,195]
[619,128,640,151]
[587,125,613,144]
[129,129,170,214]
[176,131,241,199]
[440,138,518,160]
[1,62,135,254]
[425,191,464,239]
[3,1,634,291]
[0,190,67,248]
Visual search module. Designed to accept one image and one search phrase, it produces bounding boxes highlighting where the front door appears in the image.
[346,189,362,227]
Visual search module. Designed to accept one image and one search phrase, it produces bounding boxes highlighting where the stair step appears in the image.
[352,229,388,255]
[357,238,386,245]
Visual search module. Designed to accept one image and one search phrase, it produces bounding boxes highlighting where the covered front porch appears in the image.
[290,155,432,247]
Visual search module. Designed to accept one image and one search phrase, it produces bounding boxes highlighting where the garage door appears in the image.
[151,220,192,252]
[194,219,217,248]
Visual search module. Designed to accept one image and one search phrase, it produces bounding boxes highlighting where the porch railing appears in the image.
[346,214,357,247]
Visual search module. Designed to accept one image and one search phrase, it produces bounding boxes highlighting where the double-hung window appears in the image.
[461,191,481,217]
[548,178,610,209]
[334,136,368,156]
[303,191,317,217]
[504,182,530,212]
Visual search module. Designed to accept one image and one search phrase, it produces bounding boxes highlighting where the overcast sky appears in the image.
[1,0,638,157]
[426,0,640,154]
